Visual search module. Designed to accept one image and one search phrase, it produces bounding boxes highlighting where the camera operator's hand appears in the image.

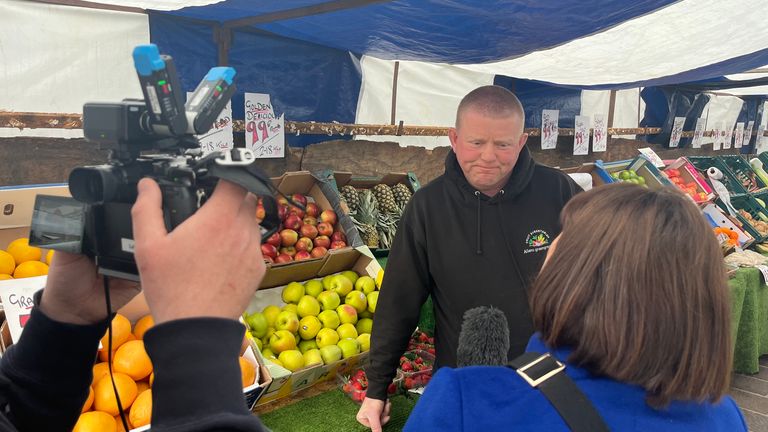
[131,178,266,324]
[40,252,141,325]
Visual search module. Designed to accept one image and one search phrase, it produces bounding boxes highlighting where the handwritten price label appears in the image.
[186,93,234,154]
[244,93,285,158]
[0,276,47,344]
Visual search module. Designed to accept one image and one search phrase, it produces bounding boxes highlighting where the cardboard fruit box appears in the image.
[562,163,613,191]
[600,156,674,190]
[663,158,715,205]
[244,246,383,406]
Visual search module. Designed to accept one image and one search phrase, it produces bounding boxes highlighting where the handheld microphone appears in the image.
[456,306,510,367]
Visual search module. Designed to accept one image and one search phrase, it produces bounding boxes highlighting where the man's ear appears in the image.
[449,128,458,152]
[518,132,529,148]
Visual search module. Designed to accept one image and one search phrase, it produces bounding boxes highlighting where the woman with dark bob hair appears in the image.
[404,183,746,431]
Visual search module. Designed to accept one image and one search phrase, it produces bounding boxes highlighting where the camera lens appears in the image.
[69,166,121,204]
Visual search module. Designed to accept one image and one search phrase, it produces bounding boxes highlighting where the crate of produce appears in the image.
[337,367,402,403]
[600,155,673,190]
[562,163,613,191]
[702,203,755,249]
[686,156,747,195]
[715,194,768,243]
[663,158,714,204]
[318,170,420,257]
[718,155,768,193]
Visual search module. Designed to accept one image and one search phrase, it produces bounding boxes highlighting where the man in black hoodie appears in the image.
[357,86,580,431]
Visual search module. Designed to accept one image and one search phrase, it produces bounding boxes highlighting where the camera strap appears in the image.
[507,352,610,432]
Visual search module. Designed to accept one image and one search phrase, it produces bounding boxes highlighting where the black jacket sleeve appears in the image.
[144,318,266,431]
[366,200,432,400]
[0,291,108,432]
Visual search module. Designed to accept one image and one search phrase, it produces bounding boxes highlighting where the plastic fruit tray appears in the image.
[398,349,435,390]
[337,367,402,404]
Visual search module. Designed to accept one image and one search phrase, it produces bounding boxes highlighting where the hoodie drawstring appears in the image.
[475,191,482,255]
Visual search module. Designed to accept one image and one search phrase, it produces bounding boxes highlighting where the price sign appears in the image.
[692,118,705,148]
[573,115,590,155]
[669,117,685,148]
[0,276,47,344]
[592,113,607,152]
[186,92,233,154]
[541,109,559,150]
[244,93,285,159]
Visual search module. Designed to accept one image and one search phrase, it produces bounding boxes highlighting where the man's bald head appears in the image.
[455,85,525,133]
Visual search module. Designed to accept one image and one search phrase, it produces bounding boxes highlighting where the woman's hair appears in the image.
[529,183,731,407]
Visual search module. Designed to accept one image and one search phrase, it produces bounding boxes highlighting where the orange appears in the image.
[132,315,154,340]
[0,250,15,275]
[0,274,12,281]
[239,356,256,387]
[72,411,117,432]
[113,340,153,381]
[45,249,54,264]
[12,261,48,279]
[114,414,132,432]
[136,380,150,394]
[129,389,152,428]
[81,386,95,413]
[98,314,132,361]
[92,362,113,387]
[94,372,138,416]
[6,238,41,265]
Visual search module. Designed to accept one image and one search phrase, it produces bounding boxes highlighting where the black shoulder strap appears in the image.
[508,352,610,432]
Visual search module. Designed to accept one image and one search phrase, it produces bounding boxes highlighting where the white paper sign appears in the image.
[592,113,607,152]
[757,125,768,153]
[639,147,665,168]
[573,116,590,155]
[744,121,755,147]
[0,276,47,344]
[186,92,233,154]
[723,124,732,150]
[712,122,722,151]
[756,265,768,284]
[692,118,705,149]
[669,117,685,148]
[244,93,285,158]
[541,110,559,150]
[734,122,745,148]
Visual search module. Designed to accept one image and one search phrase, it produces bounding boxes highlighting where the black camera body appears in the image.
[29,45,280,280]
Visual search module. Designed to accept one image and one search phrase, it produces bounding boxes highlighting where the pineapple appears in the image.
[373,184,399,214]
[354,189,380,248]
[392,183,412,209]
[340,185,359,213]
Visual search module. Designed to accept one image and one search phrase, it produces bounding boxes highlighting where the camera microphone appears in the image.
[456,306,510,367]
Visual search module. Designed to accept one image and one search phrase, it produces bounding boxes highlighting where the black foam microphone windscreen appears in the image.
[456,306,510,367]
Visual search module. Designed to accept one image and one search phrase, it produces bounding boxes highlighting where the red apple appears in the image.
[264,256,274,264]
[284,214,302,231]
[295,237,314,252]
[305,202,320,218]
[300,224,319,239]
[266,232,282,248]
[314,235,331,249]
[310,247,328,258]
[288,205,305,219]
[320,209,337,226]
[275,254,293,264]
[317,222,334,237]
[331,231,347,243]
[295,250,312,261]
[280,246,297,257]
[303,216,318,226]
[291,193,308,207]
[261,243,278,259]
[255,204,266,221]
[280,229,299,247]
[330,240,346,250]
[277,196,289,207]
[278,204,288,221]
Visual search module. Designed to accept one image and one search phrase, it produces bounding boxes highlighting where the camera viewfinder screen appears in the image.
[29,195,86,254]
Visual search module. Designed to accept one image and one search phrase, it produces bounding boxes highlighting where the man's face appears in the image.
[449,108,527,194]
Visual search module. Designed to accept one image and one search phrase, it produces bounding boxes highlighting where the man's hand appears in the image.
[40,252,141,325]
[356,397,391,432]
[131,178,266,324]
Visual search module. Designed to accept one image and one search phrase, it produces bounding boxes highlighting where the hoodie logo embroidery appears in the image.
[524,230,551,254]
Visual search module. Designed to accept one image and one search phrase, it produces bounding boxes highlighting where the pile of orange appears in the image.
[74,313,258,431]
[0,237,54,280]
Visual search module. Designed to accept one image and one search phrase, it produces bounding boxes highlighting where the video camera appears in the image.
[28,44,281,280]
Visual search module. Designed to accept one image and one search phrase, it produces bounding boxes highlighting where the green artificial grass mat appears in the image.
[260,390,419,432]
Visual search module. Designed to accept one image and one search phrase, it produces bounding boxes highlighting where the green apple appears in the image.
[359,310,374,319]
[303,348,324,367]
[328,274,354,298]
[261,348,276,360]
[354,276,376,295]
[246,312,269,338]
[337,323,358,340]
[322,274,335,290]
[345,291,368,313]
[262,305,282,327]
[317,310,341,329]
[282,304,298,314]
[317,291,341,311]
[316,328,340,348]
[341,270,359,285]
[269,329,297,354]
[278,349,306,372]
[319,344,342,364]
[282,281,305,304]
[254,338,263,352]
[356,318,373,335]
[367,291,379,313]
[297,295,321,318]
[262,327,276,347]
[305,279,324,298]
[336,304,358,325]
[275,311,300,333]
[337,338,361,359]
[270,358,284,368]
[298,339,318,354]
[357,333,371,352]
[299,316,322,340]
